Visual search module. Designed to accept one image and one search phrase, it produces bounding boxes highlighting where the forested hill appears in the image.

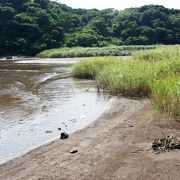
[0,0,180,56]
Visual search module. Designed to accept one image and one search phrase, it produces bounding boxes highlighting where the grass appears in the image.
[151,74,180,117]
[37,45,156,58]
[96,60,157,97]
[133,45,180,62]
[72,57,120,79]
[72,45,180,118]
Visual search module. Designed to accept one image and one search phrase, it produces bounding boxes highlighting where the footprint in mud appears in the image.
[70,118,77,123]
[62,122,67,128]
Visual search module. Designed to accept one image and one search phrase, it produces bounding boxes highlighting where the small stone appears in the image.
[58,128,61,131]
[60,132,69,139]
[82,104,86,106]
[45,130,53,133]
[70,149,78,154]
[20,119,23,121]
[129,125,134,127]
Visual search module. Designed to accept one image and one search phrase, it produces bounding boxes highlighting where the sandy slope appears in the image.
[0,97,180,180]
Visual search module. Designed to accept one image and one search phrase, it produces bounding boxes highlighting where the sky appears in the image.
[58,0,180,10]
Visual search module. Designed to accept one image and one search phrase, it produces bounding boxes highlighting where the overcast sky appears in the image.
[58,0,180,10]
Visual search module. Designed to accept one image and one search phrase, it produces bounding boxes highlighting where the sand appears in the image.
[0,97,180,180]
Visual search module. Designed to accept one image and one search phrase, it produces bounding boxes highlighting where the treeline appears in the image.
[0,0,180,55]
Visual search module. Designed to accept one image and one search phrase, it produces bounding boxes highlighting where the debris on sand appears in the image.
[152,136,180,152]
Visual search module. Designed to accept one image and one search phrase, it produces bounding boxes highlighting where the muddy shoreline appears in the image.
[0,97,180,180]
[0,59,110,164]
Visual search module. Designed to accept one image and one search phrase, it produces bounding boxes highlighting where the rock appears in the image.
[60,132,69,139]
[58,128,61,131]
[45,130,53,133]
[70,149,78,154]
[6,56,13,59]
[82,104,86,106]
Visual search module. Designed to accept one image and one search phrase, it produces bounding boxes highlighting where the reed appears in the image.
[133,45,180,62]
[72,45,180,118]
[37,45,156,58]
[151,74,180,118]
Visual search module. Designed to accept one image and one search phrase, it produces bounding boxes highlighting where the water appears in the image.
[0,59,110,164]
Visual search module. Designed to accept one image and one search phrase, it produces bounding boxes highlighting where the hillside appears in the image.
[0,0,180,55]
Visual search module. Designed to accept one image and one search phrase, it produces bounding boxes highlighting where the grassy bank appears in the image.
[72,45,180,118]
[37,45,156,58]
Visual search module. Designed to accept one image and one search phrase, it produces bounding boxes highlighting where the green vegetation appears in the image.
[37,45,156,58]
[72,46,180,118]
[133,45,180,62]
[0,0,180,56]
[151,75,180,117]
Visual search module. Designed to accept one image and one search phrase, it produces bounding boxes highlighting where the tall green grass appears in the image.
[37,45,156,58]
[151,75,180,117]
[96,61,157,97]
[72,45,180,118]
[133,45,180,62]
[72,57,120,79]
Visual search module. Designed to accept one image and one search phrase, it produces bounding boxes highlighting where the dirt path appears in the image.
[0,97,180,180]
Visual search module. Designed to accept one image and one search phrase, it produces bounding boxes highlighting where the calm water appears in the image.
[0,59,110,164]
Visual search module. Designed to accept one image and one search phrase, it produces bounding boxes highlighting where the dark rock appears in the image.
[70,149,78,154]
[6,56,13,59]
[60,132,69,139]
[58,128,61,131]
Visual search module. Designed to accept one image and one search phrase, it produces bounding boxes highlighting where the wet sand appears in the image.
[0,97,180,180]
[0,59,110,164]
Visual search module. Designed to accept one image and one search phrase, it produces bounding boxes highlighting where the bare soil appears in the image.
[0,97,180,180]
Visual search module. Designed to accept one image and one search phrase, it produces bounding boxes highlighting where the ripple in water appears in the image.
[0,59,110,164]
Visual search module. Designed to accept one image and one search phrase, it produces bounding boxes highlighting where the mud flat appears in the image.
[0,59,110,164]
[0,97,180,180]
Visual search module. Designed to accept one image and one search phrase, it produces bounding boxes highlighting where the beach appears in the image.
[1,97,180,180]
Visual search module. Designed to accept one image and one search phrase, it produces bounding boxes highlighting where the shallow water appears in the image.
[0,59,110,164]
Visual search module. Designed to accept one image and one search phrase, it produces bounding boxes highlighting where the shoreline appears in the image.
[0,97,180,179]
[0,95,111,165]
